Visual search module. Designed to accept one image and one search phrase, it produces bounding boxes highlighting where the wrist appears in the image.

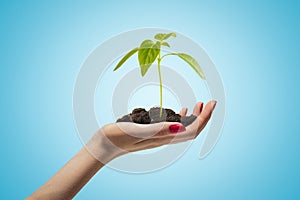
[85,125,127,164]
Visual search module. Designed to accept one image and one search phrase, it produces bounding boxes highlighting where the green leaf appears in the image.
[138,40,160,76]
[154,32,176,41]
[113,48,138,71]
[161,42,170,47]
[165,53,205,79]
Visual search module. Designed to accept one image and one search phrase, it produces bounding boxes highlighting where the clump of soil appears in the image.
[116,107,197,127]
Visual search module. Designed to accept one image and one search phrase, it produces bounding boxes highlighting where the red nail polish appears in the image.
[169,124,186,133]
[200,103,204,112]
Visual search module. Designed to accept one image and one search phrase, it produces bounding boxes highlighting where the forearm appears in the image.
[27,147,104,200]
[27,127,125,200]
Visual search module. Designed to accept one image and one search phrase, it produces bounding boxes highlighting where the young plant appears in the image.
[113,32,205,117]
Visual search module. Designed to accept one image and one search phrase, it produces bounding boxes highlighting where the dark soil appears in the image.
[116,107,197,127]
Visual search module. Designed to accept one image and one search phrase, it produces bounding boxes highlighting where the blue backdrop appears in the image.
[1,0,299,199]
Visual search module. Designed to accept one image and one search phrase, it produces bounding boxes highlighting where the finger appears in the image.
[133,122,186,147]
[179,107,188,116]
[192,102,204,116]
[164,100,217,140]
[118,101,217,151]
[146,122,186,137]
[197,100,216,131]
[188,100,217,137]
[131,101,217,150]
[116,121,186,141]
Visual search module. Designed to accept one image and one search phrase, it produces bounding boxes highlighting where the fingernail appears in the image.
[200,103,204,112]
[184,107,188,113]
[212,100,217,110]
[169,124,186,133]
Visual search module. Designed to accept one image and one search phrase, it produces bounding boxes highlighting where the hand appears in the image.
[28,100,217,200]
[86,101,217,164]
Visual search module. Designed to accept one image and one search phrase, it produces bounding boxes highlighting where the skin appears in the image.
[27,100,216,200]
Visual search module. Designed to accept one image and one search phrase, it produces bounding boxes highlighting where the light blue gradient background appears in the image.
[1,1,299,199]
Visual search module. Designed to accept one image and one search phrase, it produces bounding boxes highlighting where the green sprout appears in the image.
[114,32,205,117]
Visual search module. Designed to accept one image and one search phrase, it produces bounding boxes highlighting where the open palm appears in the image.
[87,101,217,163]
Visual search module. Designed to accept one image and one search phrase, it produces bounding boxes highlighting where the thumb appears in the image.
[115,122,186,139]
[137,122,186,138]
